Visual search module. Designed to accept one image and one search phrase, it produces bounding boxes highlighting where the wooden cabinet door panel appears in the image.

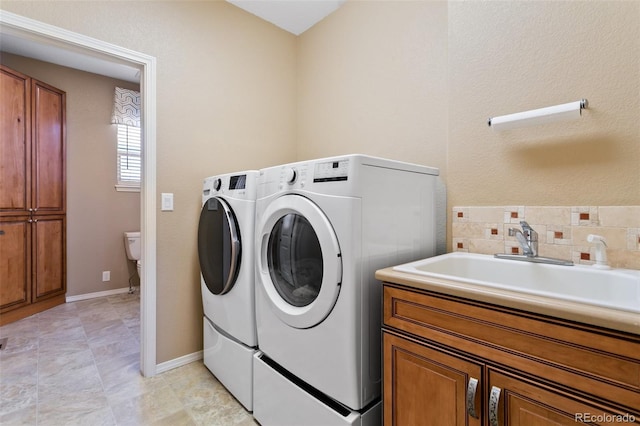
[0,67,66,325]
[0,66,30,214]
[33,216,65,301]
[488,369,640,426]
[32,81,65,214]
[384,332,482,426]
[0,218,31,311]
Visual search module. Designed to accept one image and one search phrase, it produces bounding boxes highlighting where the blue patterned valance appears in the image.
[111,87,141,127]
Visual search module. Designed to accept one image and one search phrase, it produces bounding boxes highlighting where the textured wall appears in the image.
[447,1,639,207]
[296,0,448,176]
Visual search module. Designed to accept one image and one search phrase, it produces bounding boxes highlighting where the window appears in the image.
[116,124,141,191]
[111,86,141,192]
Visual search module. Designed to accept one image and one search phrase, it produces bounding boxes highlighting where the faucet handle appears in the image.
[519,221,533,231]
[519,221,538,240]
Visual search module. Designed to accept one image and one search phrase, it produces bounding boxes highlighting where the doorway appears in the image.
[0,11,158,377]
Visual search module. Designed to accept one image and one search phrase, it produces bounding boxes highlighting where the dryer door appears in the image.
[257,194,342,329]
[198,197,242,295]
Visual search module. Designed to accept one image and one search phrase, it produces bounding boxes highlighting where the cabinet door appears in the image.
[32,80,65,215]
[0,218,31,311]
[0,66,31,215]
[488,369,640,426]
[384,332,482,426]
[32,216,65,301]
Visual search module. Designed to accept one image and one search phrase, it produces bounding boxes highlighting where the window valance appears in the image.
[111,87,141,127]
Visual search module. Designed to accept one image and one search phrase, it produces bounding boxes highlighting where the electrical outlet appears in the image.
[102,271,110,282]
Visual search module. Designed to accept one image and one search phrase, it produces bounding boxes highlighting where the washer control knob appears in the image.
[213,178,222,191]
[284,168,297,184]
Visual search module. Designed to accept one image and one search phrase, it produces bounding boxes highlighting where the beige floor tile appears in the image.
[0,293,254,426]
[84,320,133,348]
[37,348,95,380]
[109,385,184,426]
[0,316,40,339]
[0,348,38,386]
[38,316,84,339]
[0,402,37,425]
[0,383,37,417]
[79,308,122,324]
[91,336,140,366]
[38,334,90,356]
[37,405,116,426]
[38,363,104,394]
[150,409,197,426]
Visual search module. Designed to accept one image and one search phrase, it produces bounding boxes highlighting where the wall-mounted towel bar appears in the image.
[488,99,588,130]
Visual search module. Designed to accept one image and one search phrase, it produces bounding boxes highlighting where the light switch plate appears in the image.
[161,193,174,211]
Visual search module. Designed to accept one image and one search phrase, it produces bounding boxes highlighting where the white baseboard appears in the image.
[156,350,203,374]
[66,287,137,303]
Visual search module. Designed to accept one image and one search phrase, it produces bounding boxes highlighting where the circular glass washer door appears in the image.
[197,196,242,296]
[258,194,342,329]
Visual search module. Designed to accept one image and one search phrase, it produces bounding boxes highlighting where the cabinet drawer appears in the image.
[383,284,640,412]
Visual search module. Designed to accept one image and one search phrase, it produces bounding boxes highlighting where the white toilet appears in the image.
[124,231,142,281]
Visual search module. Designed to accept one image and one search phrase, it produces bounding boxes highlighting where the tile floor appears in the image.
[0,292,257,425]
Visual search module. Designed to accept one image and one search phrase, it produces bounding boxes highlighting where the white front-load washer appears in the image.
[252,155,441,425]
[198,170,258,411]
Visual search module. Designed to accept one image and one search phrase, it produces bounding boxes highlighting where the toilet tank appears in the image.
[124,231,141,260]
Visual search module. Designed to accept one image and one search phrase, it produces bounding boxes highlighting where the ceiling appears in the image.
[227,0,346,35]
[0,1,344,83]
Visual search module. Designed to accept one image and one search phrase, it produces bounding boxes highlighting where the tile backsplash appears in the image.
[452,206,640,270]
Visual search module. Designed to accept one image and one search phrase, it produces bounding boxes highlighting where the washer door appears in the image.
[258,194,342,329]
[198,197,242,295]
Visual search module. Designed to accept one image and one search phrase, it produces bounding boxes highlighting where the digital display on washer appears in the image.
[313,160,349,183]
[229,175,246,190]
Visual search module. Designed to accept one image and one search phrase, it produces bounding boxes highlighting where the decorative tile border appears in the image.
[452,206,640,270]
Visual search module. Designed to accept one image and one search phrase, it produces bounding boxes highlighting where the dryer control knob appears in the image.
[213,178,222,191]
[284,168,297,184]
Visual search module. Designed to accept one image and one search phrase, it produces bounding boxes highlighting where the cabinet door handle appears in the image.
[489,386,501,426]
[466,377,479,418]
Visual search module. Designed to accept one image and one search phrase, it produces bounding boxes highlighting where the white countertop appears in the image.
[376,267,640,336]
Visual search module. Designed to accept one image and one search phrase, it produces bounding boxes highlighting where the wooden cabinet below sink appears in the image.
[382,282,640,425]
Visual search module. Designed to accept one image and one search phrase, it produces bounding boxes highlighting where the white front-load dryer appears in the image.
[198,170,258,411]
[253,155,441,425]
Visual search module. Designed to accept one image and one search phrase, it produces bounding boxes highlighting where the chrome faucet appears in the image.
[495,221,573,266]
[510,221,538,257]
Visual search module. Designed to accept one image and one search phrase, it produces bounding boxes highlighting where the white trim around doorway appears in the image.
[0,10,158,377]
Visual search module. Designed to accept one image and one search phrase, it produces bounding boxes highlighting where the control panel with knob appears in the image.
[213,178,222,191]
[284,168,297,184]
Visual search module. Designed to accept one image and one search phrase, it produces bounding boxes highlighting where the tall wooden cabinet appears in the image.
[1,65,66,325]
